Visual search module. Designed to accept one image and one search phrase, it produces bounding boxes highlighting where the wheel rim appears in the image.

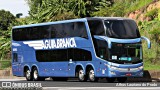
[79,69,85,80]
[34,70,38,80]
[26,70,31,79]
[89,69,95,81]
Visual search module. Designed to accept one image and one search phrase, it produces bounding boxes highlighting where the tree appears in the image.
[26,0,112,23]
[0,10,15,60]
[27,0,76,23]
[0,10,16,30]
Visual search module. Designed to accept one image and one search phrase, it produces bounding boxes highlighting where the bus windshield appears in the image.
[104,20,140,39]
[108,43,143,64]
[94,39,143,64]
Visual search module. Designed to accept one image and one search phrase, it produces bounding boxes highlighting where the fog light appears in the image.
[138,66,143,70]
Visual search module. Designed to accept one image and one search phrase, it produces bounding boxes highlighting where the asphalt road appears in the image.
[0,78,160,90]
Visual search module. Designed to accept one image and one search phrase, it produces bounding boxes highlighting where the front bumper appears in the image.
[105,62,143,77]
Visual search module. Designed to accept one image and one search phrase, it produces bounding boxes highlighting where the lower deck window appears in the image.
[36,49,92,62]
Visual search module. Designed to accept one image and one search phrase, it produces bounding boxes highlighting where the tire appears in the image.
[88,68,98,82]
[25,68,33,81]
[78,68,87,82]
[33,67,45,81]
[106,77,116,83]
[117,77,127,83]
[52,77,68,81]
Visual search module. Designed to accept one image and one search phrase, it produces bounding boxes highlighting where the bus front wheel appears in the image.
[25,68,32,81]
[78,68,87,82]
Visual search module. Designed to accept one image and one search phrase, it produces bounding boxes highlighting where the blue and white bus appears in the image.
[12,17,151,82]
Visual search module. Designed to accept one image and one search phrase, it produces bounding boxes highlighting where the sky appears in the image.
[0,0,30,17]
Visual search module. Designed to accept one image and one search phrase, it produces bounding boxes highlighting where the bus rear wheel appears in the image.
[25,68,32,81]
[78,68,87,82]
[88,68,98,82]
[117,77,127,83]
[33,67,45,81]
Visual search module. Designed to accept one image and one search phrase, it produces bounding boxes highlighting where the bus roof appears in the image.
[86,17,134,21]
[13,17,133,29]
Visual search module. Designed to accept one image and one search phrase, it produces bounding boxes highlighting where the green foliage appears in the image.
[144,60,160,70]
[157,9,160,21]
[145,8,158,19]
[0,29,11,60]
[0,10,16,30]
[28,0,76,23]
[139,18,160,66]
[0,10,18,60]
[0,60,11,70]
[125,0,153,13]
[93,0,153,17]
[27,0,111,23]
[69,0,111,17]
[92,1,127,17]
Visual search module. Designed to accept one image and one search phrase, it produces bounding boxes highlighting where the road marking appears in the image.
[43,87,160,90]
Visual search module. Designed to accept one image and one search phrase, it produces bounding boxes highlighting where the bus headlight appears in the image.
[138,66,143,70]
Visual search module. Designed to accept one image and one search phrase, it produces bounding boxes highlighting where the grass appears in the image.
[144,60,160,70]
[108,0,153,17]
[0,60,11,70]
[125,0,153,13]
[145,8,158,18]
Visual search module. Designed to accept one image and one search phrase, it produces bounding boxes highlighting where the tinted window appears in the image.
[12,25,50,41]
[36,49,92,62]
[88,20,105,35]
[93,39,109,60]
[104,20,140,39]
[50,22,88,38]
[88,19,140,39]
[108,43,142,64]
[12,22,88,41]
[29,26,50,40]
[13,53,18,62]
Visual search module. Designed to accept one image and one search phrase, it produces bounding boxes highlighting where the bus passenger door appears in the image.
[68,59,76,77]
[12,52,23,76]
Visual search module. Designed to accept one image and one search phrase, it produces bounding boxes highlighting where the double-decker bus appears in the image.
[12,17,151,82]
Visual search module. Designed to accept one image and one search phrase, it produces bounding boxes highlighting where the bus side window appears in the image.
[73,22,88,39]
[13,53,18,62]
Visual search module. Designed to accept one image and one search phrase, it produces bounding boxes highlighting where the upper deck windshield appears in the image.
[88,19,140,39]
[104,20,140,39]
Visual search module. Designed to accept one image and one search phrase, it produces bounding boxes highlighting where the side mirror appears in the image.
[141,36,151,49]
